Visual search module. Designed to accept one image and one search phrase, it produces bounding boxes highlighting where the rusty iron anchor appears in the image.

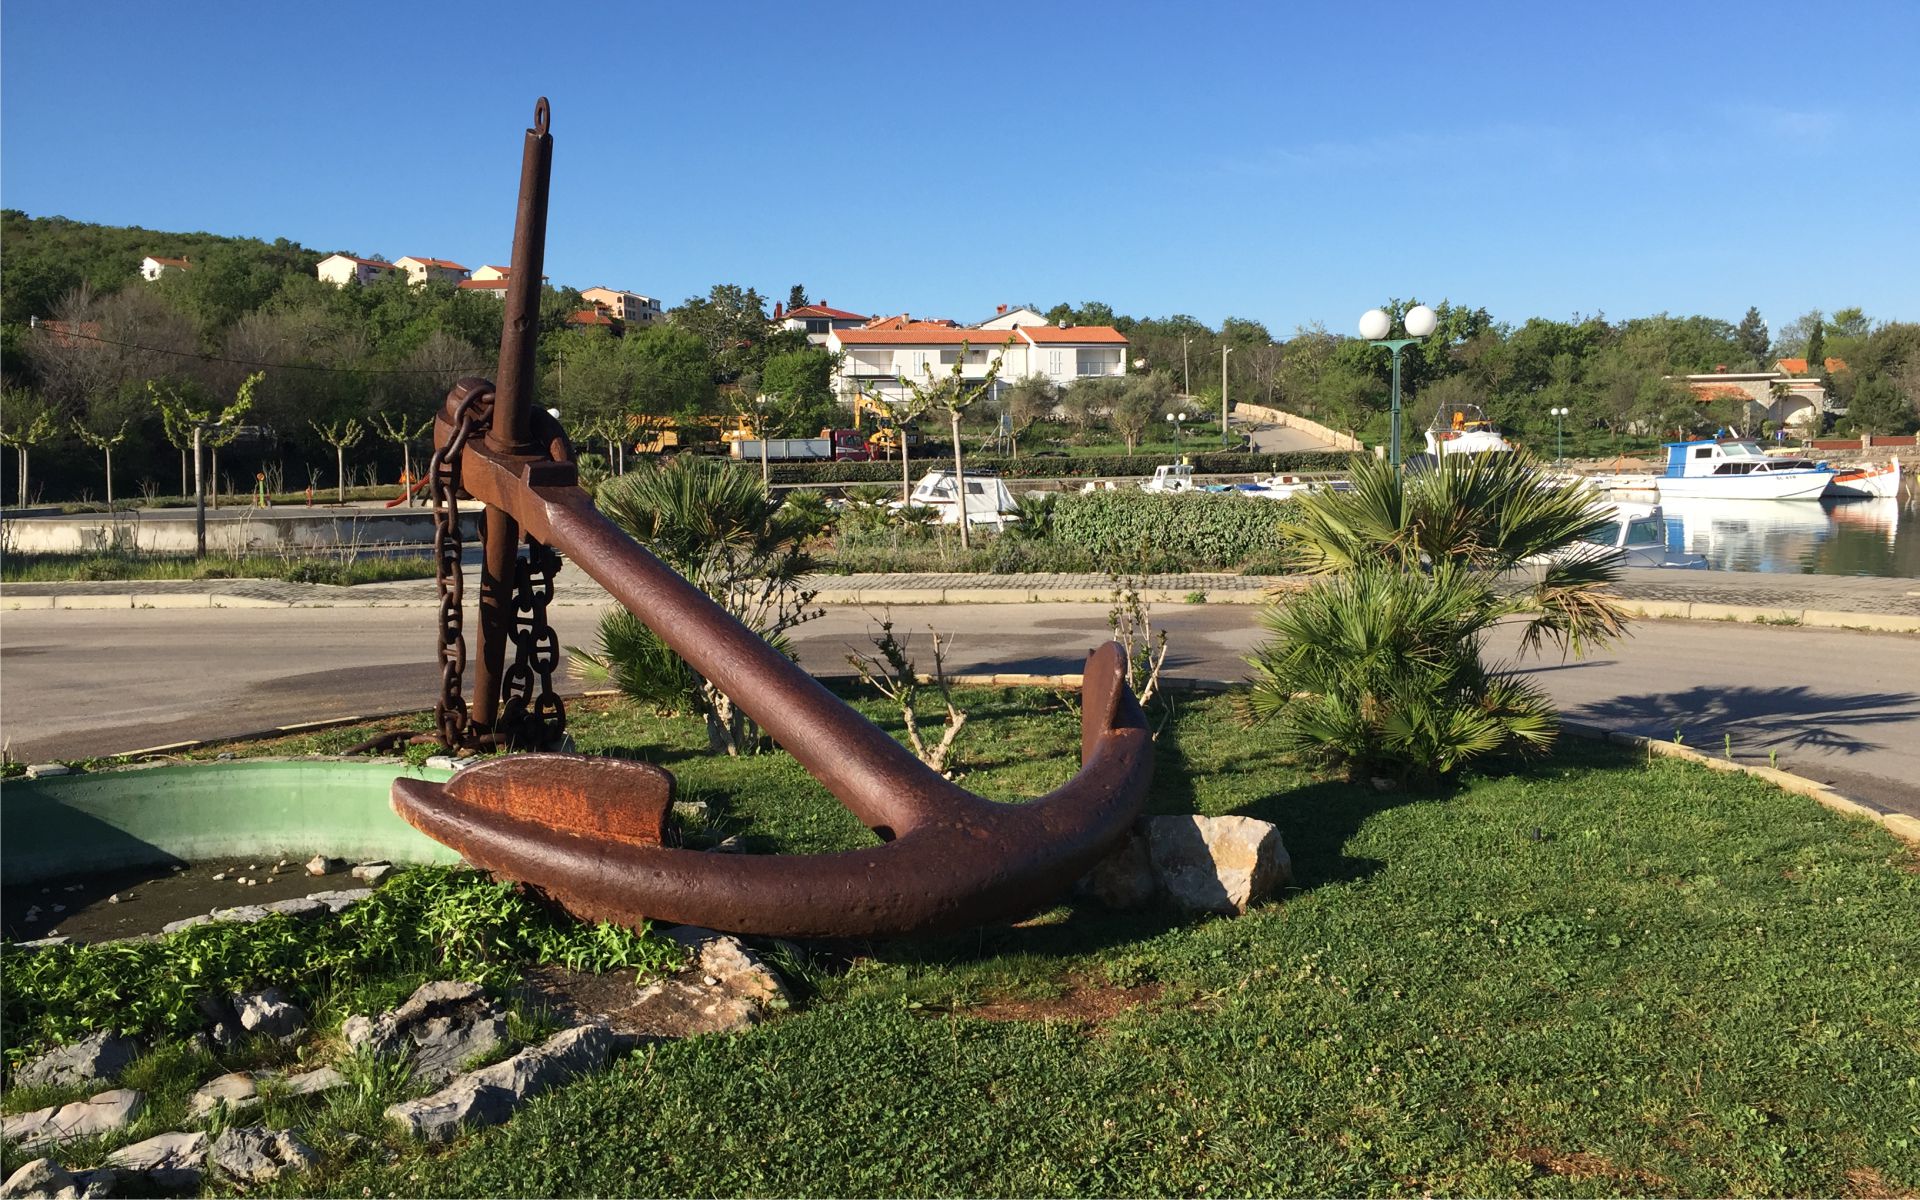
[390,100,1154,938]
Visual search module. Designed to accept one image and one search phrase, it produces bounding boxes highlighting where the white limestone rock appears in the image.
[1144,814,1291,916]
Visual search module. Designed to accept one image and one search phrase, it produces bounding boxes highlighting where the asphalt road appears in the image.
[4,603,1916,816]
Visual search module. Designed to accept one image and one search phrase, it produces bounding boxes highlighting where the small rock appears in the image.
[304,888,372,913]
[423,755,459,771]
[161,914,212,935]
[244,879,259,887]
[349,861,394,884]
[1,1158,74,1199]
[384,1076,516,1145]
[624,935,790,1038]
[106,895,121,904]
[9,936,72,951]
[188,1073,259,1120]
[194,996,243,1049]
[49,905,65,914]
[209,1126,318,1184]
[275,858,290,869]
[2,1090,145,1150]
[211,872,227,882]
[261,897,327,919]
[23,764,71,779]
[411,1014,509,1083]
[247,864,258,871]
[14,1029,140,1089]
[215,752,235,761]
[1144,814,1292,916]
[105,1130,208,1190]
[387,1024,612,1143]
[671,799,710,822]
[206,904,272,925]
[304,855,345,877]
[279,1066,346,1097]
[232,988,306,1040]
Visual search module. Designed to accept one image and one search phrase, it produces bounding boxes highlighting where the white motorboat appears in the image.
[1140,462,1199,493]
[1529,501,1708,570]
[1209,474,1353,500]
[1655,439,1834,501]
[891,469,1020,528]
[1424,404,1514,456]
[1825,457,1902,499]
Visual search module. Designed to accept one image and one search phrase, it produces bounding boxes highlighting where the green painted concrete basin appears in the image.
[1,761,464,884]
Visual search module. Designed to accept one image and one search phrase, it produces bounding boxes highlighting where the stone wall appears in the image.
[1232,404,1366,452]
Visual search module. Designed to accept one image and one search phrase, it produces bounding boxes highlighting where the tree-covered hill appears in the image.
[1,209,328,327]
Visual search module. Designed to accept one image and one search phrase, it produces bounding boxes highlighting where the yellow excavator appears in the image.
[852,391,922,457]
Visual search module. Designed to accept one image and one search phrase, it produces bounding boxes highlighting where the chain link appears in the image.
[426,383,567,752]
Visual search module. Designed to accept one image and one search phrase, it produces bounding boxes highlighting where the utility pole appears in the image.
[1221,345,1233,451]
[1182,336,1191,400]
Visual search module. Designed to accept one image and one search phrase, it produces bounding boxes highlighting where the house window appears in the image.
[940,349,962,364]
[1049,350,1064,375]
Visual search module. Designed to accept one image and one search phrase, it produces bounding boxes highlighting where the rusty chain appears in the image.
[427,386,485,749]
[426,381,567,752]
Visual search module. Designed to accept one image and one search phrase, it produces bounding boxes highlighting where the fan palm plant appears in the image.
[570,455,820,755]
[1244,451,1628,781]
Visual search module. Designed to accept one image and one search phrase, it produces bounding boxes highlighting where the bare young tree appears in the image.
[371,411,433,504]
[895,338,1011,549]
[847,612,968,775]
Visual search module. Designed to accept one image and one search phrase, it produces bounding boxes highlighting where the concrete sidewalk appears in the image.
[3,566,1916,630]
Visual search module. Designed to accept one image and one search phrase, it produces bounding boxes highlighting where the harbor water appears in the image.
[1656,495,1917,578]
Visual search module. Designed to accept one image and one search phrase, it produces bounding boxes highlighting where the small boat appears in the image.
[1140,462,1199,493]
[1656,438,1834,501]
[1825,457,1902,499]
[891,469,1020,528]
[1530,502,1708,570]
[1211,474,1354,500]
[1424,404,1514,456]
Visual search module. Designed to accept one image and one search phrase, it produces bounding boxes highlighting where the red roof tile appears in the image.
[787,304,867,321]
[1019,325,1129,345]
[834,328,1019,346]
[568,309,617,326]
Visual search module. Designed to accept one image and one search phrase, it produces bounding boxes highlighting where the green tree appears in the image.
[1002,375,1058,457]
[1846,374,1913,435]
[1805,317,1827,372]
[309,417,365,503]
[1109,372,1173,454]
[1061,376,1121,444]
[70,416,131,507]
[1734,307,1770,368]
[670,284,773,381]
[1,390,60,507]
[759,347,837,436]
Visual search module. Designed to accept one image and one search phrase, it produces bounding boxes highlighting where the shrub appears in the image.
[756,450,1350,486]
[1052,490,1291,571]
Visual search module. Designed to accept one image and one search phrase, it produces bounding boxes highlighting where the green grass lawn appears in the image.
[9,688,1919,1196]
[0,550,435,585]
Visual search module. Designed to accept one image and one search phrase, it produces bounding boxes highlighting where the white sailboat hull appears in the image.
[1824,458,1902,499]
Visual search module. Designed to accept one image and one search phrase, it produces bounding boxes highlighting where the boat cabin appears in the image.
[1662,440,1821,479]
[1142,463,1197,492]
[896,469,1019,526]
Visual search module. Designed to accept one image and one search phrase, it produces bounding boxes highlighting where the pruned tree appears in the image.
[150,376,253,545]
[70,417,131,507]
[204,372,263,509]
[371,410,433,504]
[896,338,1011,548]
[1,390,60,508]
[309,417,365,503]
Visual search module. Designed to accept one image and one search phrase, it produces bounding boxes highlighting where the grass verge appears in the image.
[0,551,434,585]
[7,688,1918,1196]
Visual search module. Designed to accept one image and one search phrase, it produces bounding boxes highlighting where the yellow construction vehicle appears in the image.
[852,391,922,457]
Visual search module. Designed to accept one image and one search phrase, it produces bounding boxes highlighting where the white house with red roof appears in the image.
[316,254,399,287]
[140,255,193,282]
[394,256,471,287]
[775,302,868,345]
[827,320,1127,404]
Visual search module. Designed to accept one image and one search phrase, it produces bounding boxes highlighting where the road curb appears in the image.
[1617,599,1920,633]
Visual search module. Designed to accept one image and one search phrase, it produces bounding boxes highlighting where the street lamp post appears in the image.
[1165,409,1189,449]
[1550,406,1569,466]
[1220,344,1233,451]
[1359,304,1439,469]
[1182,336,1191,399]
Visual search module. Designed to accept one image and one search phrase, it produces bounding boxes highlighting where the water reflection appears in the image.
[1658,495,1916,577]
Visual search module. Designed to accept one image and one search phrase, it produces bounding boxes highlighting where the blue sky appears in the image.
[4,1,1916,337]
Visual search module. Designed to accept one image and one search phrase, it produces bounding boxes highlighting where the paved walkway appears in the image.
[4,567,1916,625]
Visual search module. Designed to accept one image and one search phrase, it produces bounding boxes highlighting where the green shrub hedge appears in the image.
[1051,489,1293,571]
[752,450,1352,486]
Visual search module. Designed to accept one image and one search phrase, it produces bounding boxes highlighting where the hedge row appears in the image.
[1050,489,1293,571]
[753,450,1352,486]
